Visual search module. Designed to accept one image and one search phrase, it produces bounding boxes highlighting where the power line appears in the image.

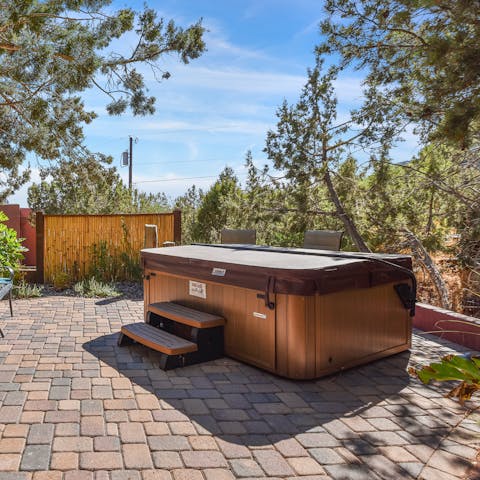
[135,158,231,166]
[134,172,248,184]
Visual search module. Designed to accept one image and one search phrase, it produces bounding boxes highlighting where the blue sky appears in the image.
[10,0,420,206]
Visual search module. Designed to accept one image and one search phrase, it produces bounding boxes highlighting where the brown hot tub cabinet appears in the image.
[132,244,414,380]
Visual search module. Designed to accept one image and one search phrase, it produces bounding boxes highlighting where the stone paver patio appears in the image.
[0,295,479,479]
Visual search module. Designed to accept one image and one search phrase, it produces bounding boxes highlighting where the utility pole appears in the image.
[128,135,133,190]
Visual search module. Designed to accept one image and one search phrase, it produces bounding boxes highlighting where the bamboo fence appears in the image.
[36,211,181,283]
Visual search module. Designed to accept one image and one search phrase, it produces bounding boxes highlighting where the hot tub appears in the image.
[141,244,414,379]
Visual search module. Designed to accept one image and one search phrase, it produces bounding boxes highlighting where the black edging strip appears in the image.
[193,243,417,316]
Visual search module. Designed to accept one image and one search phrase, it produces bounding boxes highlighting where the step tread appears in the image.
[148,302,225,328]
[121,322,198,355]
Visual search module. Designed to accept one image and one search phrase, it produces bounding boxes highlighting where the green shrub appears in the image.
[0,212,25,269]
[52,271,73,291]
[73,278,121,298]
[13,281,43,299]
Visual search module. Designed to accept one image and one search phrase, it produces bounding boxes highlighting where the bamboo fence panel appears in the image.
[41,213,177,283]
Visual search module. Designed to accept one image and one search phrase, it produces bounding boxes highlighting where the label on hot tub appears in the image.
[211,267,226,277]
[189,280,206,299]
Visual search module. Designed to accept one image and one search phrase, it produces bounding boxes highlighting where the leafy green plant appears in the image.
[0,212,25,269]
[73,278,120,298]
[52,271,73,291]
[410,353,480,404]
[13,281,43,299]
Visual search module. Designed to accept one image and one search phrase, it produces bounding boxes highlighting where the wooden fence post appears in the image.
[36,211,45,284]
[173,209,182,245]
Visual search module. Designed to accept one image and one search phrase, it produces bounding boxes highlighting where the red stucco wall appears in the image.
[20,208,36,266]
[0,205,36,266]
[414,303,480,351]
[0,204,20,232]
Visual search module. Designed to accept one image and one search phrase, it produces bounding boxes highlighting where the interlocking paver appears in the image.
[229,458,264,477]
[253,450,295,476]
[3,392,27,406]
[141,471,172,480]
[147,435,190,451]
[203,469,236,480]
[309,447,346,465]
[143,422,170,436]
[2,424,29,438]
[181,450,228,468]
[94,436,120,452]
[55,423,80,437]
[119,422,147,443]
[44,411,79,423]
[64,471,94,480]
[0,296,478,480]
[58,400,80,411]
[122,443,154,469]
[152,451,183,469]
[52,436,93,452]
[360,454,413,479]
[50,451,79,470]
[0,453,22,471]
[0,437,26,453]
[79,452,123,470]
[32,472,63,480]
[27,424,54,445]
[271,436,308,457]
[378,445,418,463]
[215,437,252,459]
[325,463,381,479]
[287,456,325,475]
[296,432,341,448]
[427,449,472,477]
[171,470,204,480]
[0,406,23,423]
[20,444,51,471]
[188,435,218,450]
[81,416,105,436]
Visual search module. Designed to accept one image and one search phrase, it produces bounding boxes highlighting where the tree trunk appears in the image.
[403,229,451,309]
[322,168,371,252]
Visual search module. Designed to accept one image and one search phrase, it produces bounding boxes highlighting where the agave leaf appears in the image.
[417,367,462,384]
[415,356,480,384]
[471,356,480,369]
[447,356,480,381]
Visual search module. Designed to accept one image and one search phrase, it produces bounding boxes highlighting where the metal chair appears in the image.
[303,230,343,251]
[0,265,14,338]
[220,229,256,245]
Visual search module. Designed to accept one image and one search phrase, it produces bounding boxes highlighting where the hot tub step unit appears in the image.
[118,322,202,370]
[147,301,225,328]
[119,302,225,370]
[119,322,198,355]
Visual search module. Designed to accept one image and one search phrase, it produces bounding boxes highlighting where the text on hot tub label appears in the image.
[189,280,206,299]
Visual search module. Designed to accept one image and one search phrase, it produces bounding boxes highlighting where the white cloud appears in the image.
[85,117,274,139]
[142,64,307,96]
